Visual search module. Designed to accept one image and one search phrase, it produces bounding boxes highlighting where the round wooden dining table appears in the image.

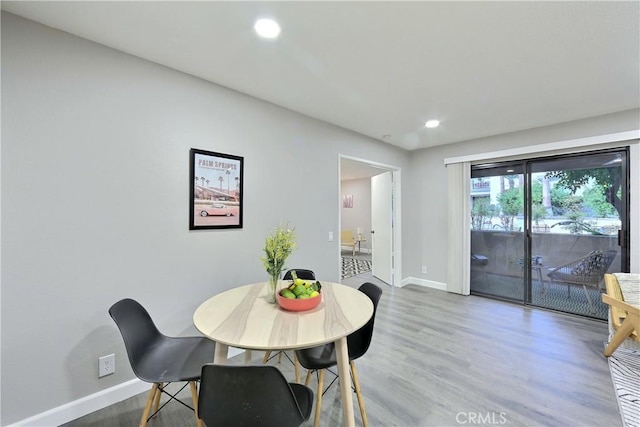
[194,281,373,427]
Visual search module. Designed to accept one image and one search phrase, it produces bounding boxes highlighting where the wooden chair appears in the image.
[109,299,214,427]
[602,274,640,356]
[198,364,313,427]
[295,283,382,427]
[341,230,357,256]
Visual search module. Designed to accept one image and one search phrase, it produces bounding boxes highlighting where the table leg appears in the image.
[335,336,355,427]
[213,343,229,364]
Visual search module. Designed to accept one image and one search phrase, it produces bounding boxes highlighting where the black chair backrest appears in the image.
[108,298,162,377]
[283,269,316,280]
[347,282,382,360]
[198,364,308,427]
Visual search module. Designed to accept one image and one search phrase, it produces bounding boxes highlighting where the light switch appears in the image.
[328,232,334,241]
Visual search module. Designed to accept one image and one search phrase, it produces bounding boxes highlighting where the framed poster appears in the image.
[190,148,243,230]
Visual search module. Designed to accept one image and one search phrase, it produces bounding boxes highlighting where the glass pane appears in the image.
[471,166,525,302]
[529,152,622,319]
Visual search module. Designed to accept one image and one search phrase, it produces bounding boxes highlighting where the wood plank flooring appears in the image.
[62,272,621,427]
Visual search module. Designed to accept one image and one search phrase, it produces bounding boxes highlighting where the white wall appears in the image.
[0,13,411,425]
[340,178,371,252]
[405,109,640,285]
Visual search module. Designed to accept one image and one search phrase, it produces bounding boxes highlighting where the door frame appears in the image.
[469,148,630,318]
[338,154,402,286]
[446,132,639,296]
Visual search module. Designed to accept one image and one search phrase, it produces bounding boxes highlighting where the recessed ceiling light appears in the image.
[425,119,440,128]
[254,19,281,39]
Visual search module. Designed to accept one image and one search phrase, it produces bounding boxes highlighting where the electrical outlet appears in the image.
[99,354,115,377]
[422,266,428,274]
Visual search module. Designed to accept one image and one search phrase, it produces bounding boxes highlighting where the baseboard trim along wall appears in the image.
[399,276,447,291]
[9,378,149,427]
[9,346,245,426]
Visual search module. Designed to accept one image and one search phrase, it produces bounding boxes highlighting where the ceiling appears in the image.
[340,158,391,181]
[3,1,639,156]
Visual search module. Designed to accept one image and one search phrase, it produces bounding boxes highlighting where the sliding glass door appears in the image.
[470,149,628,319]
[527,151,626,318]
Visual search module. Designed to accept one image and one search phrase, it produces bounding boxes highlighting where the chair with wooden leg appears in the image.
[109,298,214,427]
[341,230,358,256]
[263,268,316,383]
[198,364,313,427]
[295,282,382,427]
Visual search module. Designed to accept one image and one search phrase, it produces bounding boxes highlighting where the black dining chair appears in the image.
[198,364,313,427]
[295,282,382,427]
[283,269,316,281]
[109,298,215,427]
[263,268,317,383]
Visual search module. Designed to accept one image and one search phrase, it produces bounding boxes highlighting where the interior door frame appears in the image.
[338,154,402,287]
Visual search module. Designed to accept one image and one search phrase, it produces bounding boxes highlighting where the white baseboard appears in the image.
[9,378,149,427]
[10,347,248,427]
[399,276,448,291]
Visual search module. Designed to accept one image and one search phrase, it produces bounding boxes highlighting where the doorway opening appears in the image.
[339,155,402,287]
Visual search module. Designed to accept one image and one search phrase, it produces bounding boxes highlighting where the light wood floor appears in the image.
[62,271,621,427]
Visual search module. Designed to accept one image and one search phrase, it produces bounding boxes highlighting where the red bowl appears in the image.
[277,291,322,311]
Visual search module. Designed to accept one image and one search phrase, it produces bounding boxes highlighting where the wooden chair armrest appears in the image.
[602,273,640,356]
[602,294,640,317]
